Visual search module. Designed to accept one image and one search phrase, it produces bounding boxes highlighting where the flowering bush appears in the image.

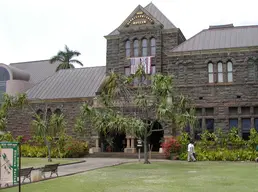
[64,140,89,158]
[161,137,181,159]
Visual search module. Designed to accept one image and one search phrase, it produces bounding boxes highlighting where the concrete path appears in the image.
[56,158,136,176]
[1,158,170,188]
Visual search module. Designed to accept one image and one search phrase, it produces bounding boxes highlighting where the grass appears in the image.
[3,161,258,192]
[21,157,81,168]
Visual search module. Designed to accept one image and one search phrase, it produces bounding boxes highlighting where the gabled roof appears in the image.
[26,66,106,100]
[108,2,176,36]
[144,2,176,29]
[10,60,59,84]
[171,24,258,53]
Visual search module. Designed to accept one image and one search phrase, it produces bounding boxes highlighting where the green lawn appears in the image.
[21,158,81,168]
[3,161,258,192]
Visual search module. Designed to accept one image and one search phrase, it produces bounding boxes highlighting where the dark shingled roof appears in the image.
[10,60,59,84]
[26,66,106,100]
[171,25,258,53]
[108,2,176,36]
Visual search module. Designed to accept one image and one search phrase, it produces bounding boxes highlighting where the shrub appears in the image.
[64,140,89,158]
[161,137,181,159]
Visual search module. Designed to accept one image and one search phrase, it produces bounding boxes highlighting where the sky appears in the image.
[0,0,257,67]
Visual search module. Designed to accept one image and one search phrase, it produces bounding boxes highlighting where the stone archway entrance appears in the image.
[149,121,164,152]
[100,131,126,152]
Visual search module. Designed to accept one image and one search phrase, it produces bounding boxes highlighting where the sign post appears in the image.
[137,139,142,162]
[0,142,21,191]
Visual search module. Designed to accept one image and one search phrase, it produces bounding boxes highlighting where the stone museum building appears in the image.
[1,2,258,153]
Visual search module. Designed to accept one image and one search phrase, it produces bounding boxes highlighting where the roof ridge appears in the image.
[144,2,176,28]
[208,24,258,30]
[10,59,50,65]
[171,29,207,52]
[58,66,106,72]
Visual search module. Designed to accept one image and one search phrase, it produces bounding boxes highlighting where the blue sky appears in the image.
[0,0,257,67]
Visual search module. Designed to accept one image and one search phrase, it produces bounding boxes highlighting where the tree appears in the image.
[77,66,196,164]
[31,103,66,162]
[50,45,83,72]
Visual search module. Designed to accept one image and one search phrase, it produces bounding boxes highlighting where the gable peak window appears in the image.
[208,62,214,83]
[133,39,139,57]
[125,40,130,57]
[150,38,156,56]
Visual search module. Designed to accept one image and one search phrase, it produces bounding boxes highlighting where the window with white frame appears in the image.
[208,63,214,83]
[227,61,233,82]
[217,62,223,82]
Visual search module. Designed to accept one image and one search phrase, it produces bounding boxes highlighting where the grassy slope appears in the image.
[3,161,258,192]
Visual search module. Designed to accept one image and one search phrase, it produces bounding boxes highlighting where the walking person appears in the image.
[187,140,196,162]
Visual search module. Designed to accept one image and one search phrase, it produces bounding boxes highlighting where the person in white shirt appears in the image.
[187,140,196,162]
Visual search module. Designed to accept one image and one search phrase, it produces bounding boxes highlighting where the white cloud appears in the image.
[0,0,257,66]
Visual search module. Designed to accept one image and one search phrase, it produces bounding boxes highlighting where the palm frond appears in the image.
[70,59,83,66]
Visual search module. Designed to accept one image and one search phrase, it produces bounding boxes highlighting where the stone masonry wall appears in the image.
[166,49,258,133]
[6,100,96,147]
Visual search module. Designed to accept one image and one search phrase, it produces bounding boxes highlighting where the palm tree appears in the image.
[32,104,66,162]
[50,45,83,72]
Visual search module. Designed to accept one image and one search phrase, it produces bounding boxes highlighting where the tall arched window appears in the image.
[208,63,214,83]
[133,39,139,57]
[125,40,130,57]
[247,59,257,81]
[227,61,233,82]
[150,38,156,56]
[142,39,148,56]
[217,62,223,82]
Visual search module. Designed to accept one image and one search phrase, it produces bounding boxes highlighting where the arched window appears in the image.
[247,59,257,81]
[208,63,214,83]
[142,39,148,56]
[0,67,10,81]
[217,62,223,82]
[54,108,62,116]
[133,39,139,57]
[36,109,43,119]
[227,61,233,82]
[150,38,156,56]
[125,40,130,57]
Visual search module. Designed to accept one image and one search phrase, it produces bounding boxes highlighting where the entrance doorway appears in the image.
[100,131,126,152]
[149,121,164,152]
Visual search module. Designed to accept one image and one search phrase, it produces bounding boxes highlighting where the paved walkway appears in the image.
[1,158,170,188]
[56,158,136,176]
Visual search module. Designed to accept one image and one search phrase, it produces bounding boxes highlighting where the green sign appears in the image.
[0,142,19,186]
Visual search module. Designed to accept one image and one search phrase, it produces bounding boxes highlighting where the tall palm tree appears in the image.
[50,45,83,72]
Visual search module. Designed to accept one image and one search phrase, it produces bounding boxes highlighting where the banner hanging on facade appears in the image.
[130,56,152,74]
[0,142,19,187]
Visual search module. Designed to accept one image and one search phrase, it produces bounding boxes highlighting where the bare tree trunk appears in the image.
[45,138,52,162]
[143,132,150,164]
